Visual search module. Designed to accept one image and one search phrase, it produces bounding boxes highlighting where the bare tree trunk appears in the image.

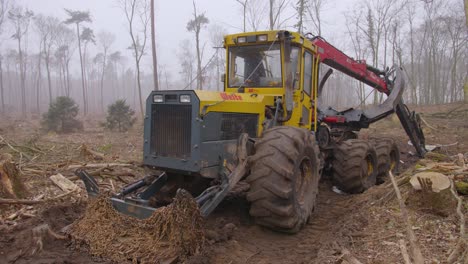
[100,51,107,113]
[135,58,144,118]
[36,55,41,112]
[44,56,52,102]
[150,0,159,91]
[76,23,87,115]
[0,57,4,113]
[17,36,26,117]
[235,0,248,32]
[65,57,71,97]
[296,0,304,33]
[465,0,468,26]
[269,0,274,30]
[192,1,203,90]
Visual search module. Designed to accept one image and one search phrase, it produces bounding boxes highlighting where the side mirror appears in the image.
[221,73,226,83]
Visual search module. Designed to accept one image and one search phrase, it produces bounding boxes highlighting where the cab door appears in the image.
[301,50,314,130]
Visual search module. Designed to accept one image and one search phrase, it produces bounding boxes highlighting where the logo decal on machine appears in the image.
[220,92,243,101]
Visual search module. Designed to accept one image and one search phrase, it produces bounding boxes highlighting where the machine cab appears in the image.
[223,31,320,131]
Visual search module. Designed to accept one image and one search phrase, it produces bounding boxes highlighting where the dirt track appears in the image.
[0,103,467,263]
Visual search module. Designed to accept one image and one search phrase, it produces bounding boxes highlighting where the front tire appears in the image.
[246,126,320,233]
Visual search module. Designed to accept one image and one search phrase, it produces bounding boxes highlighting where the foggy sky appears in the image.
[10,0,353,79]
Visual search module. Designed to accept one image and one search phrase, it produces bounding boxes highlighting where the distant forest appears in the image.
[0,0,466,116]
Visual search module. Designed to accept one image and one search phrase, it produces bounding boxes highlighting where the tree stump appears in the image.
[407,172,456,217]
[0,153,27,199]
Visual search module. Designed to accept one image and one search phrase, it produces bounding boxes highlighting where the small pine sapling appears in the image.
[42,96,83,133]
[104,100,136,132]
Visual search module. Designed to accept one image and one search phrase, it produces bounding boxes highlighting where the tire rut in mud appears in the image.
[212,183,354,264]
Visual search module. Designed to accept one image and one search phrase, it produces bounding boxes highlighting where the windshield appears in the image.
[228,44,282,88]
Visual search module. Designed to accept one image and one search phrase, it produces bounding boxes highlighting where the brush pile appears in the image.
[71,190,205,263]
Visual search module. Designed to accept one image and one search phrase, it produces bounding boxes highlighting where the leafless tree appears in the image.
[294,0,307,33]
[348,0,405,104]
[54,24,75,97]
[97,31,115,112]
[108,51,123,98]
[187,1,209,90]
[34,15,59,104]
[344,10,369,106]
[80,27,95,111]
[0,0,10,113]
[246,0,267,31]
[178,39,195,90]
[9,6,33,116]
[306,0,324,35]
[235,0,248,32]
[118,0,150,118]
[150,0,159,91]
[464,0,468,26]
[209,24,227,91]
[64,9,92,115]
[268,0,291,30]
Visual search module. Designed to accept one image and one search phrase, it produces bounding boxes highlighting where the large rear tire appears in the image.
[332,139,378,194]
[372,138,400,184]
[246,126,320,233]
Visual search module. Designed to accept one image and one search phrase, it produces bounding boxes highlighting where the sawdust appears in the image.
[71,190,205,263]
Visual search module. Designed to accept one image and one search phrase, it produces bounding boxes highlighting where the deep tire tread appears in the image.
[332,139,378,194]
[246,126,320,233]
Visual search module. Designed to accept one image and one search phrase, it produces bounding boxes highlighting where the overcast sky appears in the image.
[14,0,354,76]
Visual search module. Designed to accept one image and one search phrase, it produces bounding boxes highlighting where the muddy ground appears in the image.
[0,103,467,264]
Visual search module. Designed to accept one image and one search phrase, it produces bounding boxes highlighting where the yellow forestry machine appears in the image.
[77,30,426,233]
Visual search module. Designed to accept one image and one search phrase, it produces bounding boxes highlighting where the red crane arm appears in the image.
[311,37,389,94]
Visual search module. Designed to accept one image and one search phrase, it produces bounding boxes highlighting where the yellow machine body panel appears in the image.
[195,90,274,136]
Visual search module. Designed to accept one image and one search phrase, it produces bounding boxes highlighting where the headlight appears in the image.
[237,36,246,43]
[153,94,164,103]
[180,95,191,103]
[257,34,267,42]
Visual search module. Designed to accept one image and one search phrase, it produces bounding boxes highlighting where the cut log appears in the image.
[0,153,27,199]
[49,173,79,192]
[79,144,105,160]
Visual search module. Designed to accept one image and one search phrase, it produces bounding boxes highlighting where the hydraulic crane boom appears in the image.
[312,36,389,94]
[310,36,427,157]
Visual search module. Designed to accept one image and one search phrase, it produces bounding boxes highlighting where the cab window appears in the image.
[303,51,313,95]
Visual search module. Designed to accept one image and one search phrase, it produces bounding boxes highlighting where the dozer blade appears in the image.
[75,169,168,219]
[74,154,250,219]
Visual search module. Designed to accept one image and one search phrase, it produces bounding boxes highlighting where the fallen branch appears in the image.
[0,190,77,205]
[419,116,437,130]
[67,163,135,170]
[399,239,412,264]
[389,171,424,264]
[0,135,32,160]
[447,179,467,264]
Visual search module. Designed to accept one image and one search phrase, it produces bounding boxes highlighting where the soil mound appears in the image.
[71,190,205,263]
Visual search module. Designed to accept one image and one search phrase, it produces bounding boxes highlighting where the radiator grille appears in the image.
[151,104,192,158]
[220,113,258,140]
